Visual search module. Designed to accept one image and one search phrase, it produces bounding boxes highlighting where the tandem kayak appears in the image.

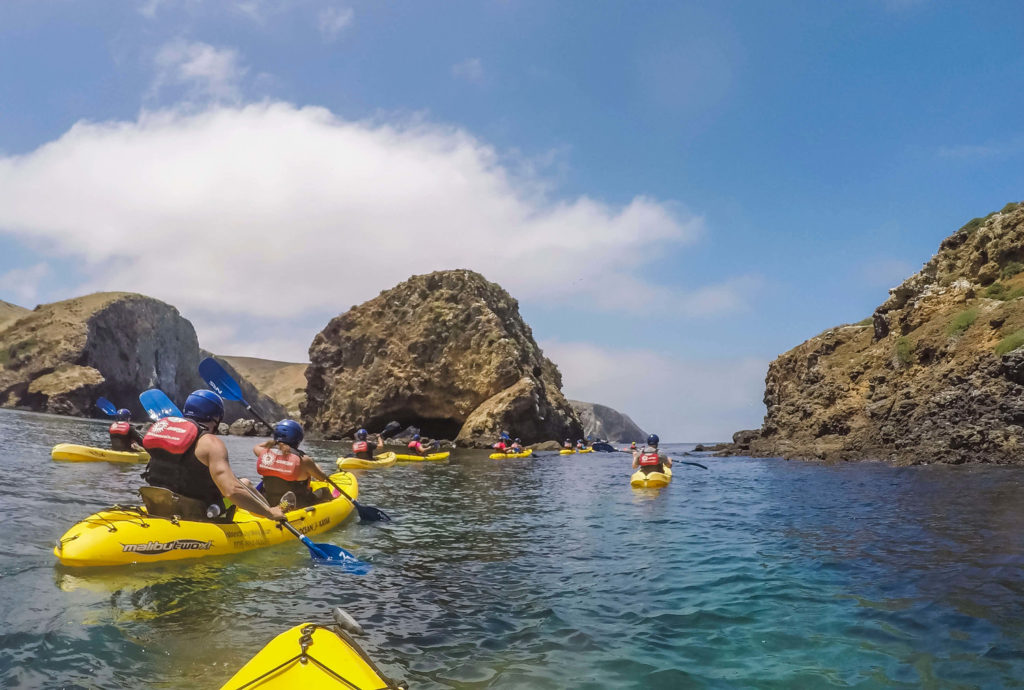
[337,452,397,470]
[220,620,404,689]
[393,452,449,462]
[630,466,673,489]
[51,443,150,464]
[488,449,534,459]
[54,472,359,567]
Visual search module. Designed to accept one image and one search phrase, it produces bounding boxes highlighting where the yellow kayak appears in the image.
[578,448,594,454]
[220,622,402,689]
[630,466,673,489]
[54,472,358,567]
[489,449,534,459]
[337,452,397,470]
[559,449,576,455]
[394,452,449,462]
[51,443,150,464]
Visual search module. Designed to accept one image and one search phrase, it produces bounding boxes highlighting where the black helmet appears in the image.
[646,433,659,447]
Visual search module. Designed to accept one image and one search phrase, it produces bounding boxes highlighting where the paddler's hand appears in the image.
[268,506,286,521]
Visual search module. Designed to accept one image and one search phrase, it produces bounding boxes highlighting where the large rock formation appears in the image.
[728,202,1024,464]
[221,355,308,417]
[0,292,285,423]
[303,270,583,445]
[570,400,647,442]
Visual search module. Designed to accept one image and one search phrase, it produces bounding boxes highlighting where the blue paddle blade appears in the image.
[300,536,372,573]
[139,389,183,421]
[198,357,245,403]
[95,397,117,416]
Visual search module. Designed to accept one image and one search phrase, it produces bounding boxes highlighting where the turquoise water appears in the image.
[3,408,1024,687]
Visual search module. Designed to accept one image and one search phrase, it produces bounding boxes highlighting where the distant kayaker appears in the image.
[352,428,384,460]
[510,438,524,452]
[141,389,284,522]
[407,434,427,456]
[563,438,573,450]
[492,431,512,454]
[575,439,585,450]
[632,434,672,475]
[254,420,331,509]
[109,408,145,452]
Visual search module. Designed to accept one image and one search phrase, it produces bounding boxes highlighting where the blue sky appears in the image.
[1,1,1022,440]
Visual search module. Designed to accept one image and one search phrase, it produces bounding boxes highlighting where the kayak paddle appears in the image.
[139,389,184,421]
[95,397,118,417]
[670,457,709,470]
[239,482,371,573]
[198,356,391,522]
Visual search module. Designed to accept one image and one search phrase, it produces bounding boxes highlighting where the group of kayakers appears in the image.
[491,431,524,454]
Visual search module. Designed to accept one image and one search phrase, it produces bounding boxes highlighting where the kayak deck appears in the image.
[393,452,449,462]
[631,466,673,488]
[54,472,358,567]
[337,452,397,470]
[51,443,150,464]
[489,449,534,459]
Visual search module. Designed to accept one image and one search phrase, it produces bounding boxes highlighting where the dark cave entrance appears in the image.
[362,411,464,440]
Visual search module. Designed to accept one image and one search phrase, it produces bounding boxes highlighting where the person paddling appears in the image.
[352,428,384,461]
[510,438,524,453]
[141,389,284,522]
[562,438,573,450]
[407,434,427,456]
[254,420,331,509]
[576,439,586,450]
[632,434,672,475]
[109,408,145,452]
[492,431,512,454]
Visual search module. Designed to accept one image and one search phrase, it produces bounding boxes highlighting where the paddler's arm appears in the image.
[662,454,673,467]
[198,435,284,520]
[300,453,330,482]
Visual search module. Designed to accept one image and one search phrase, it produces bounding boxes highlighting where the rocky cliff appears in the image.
[0,292,285,424]
[0,300,28,328]
[220,355,307,417]
[729,202,1024,464]
[303,270,583,445]
[570,400,647,442]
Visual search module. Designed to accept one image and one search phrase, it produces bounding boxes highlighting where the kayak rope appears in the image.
[228,624,405,690]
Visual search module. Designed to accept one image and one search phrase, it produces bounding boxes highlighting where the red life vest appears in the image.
[255,447,303,481]
[639,452,661,467]
[109,421,131,436]
[352,441,368,453]
[408,441,423,453]
[493,441,508,451]
[143,417,199,454]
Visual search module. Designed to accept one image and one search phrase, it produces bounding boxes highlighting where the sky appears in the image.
[0,1,1022,441]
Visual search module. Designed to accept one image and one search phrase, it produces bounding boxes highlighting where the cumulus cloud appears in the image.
[152,41,247,102]
[452,58,484,84]
[318,6,354,40]
[543,340,767,441]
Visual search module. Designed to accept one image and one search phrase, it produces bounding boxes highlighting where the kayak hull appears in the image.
[488,449,534,459]
[51,443,149,464]
[337,452,397,470]
[559,449,575,455]
[54,472,358,568]
[393,452,449,462]
[631,466,673,488]
[220,622,395,690]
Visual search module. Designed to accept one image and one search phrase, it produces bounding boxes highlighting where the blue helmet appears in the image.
[356,428,368,440]
[183,389,224,423]
[501,431,510,439]
[273,419,304,448]
[116,408,131,421]
[646,433,659,447]
[413,434,421,441]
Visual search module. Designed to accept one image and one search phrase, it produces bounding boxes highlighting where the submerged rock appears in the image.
[570,400,647,443]
[724,201,1024,464]
[302,270,583,445]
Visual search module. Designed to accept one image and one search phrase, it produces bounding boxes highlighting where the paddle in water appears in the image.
[239,482,371,573]
[198,357,391,522]
[139,389,184,421]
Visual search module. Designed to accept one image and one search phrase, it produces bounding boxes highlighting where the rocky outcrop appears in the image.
[724,202,1024,464]
[220,355,308,417]
[570,400,647,442]
[0,292,285,423]
[303,270,583,445]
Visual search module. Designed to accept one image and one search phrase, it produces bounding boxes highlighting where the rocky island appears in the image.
[725,202,1024,464]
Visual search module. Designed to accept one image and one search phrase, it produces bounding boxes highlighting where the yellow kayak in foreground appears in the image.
[337,452,397,470]
[630,466,673,489]
[489,449,534,459]
[221,621,403,689]
[393,452,449,462]
[54,472,358,567]
[51,443,150,464]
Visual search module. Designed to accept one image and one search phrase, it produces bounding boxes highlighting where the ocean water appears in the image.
[2,408,1024,688]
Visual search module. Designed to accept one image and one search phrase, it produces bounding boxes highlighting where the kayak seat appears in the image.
[138,487,236,523]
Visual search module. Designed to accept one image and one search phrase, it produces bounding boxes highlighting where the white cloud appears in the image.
[318,6,354,41]
[0,102,748,359]
[543,340,767,442]
[152,41,247,102]
[0,263,50,306]
[452,58,484,84]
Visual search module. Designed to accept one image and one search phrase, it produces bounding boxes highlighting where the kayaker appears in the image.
[141,389,285,522]
[510,438,524,452]
[109,408,145,452]
[632,434,673,475]
[352,428,384,461]
[254,420,331,508]
[575,439,585,450]
[562,438,573,450]
[407,434,427,456]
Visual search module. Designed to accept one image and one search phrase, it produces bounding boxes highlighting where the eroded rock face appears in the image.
[0,292,285,423]
[303,270,583,445]
[570,400,647,442]
[724,202,1024,464]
